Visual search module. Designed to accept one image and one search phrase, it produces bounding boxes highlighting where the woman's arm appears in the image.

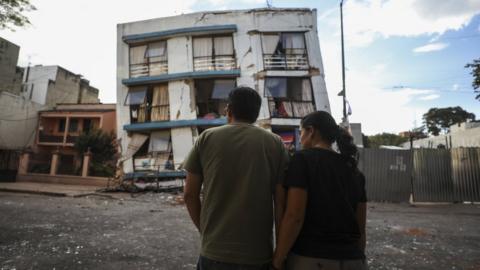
[272,187,307,268]
[356,202,367,252]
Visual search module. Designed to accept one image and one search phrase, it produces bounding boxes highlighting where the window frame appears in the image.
[264,77,316,119]
[128,40,168,78]
[261,32,309,70]
[194,78,237,118]
[193,35,236,71]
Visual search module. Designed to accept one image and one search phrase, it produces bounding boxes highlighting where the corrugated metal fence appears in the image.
[359,148,480,202]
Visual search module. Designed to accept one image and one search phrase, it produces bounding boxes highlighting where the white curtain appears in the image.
[301,79,313,101]
[265,78,287,98]
[121,134,149,162]
[130,45,147,65]
[151,85,169,121]
[149,131,171,153]
[282,33,305,54]
[194,37,213,57]
[214,37,234,55]
[262,34,280,54]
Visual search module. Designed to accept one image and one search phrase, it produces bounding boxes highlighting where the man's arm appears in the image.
[184,171,203,232]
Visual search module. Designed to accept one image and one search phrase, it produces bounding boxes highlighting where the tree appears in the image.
[465,58,480,100]
[423,107,476,136]
[0,0,36,30]
[366,133,408,148]
[74,129,117,177]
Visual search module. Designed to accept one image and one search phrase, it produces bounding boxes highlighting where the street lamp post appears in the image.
[340,0,348,126]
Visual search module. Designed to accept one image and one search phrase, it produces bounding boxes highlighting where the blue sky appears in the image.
[1,0,479,134]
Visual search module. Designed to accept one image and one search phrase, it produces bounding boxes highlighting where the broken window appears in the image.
[193,36,235,71]
[265,77,315,118]
[125,84,169,123]
[262,32,308,70]
[129,41,168,78]
[195,79,236,119]
[133,131,174,172]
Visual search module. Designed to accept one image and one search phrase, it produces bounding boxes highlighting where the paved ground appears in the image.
[0,191,479,270]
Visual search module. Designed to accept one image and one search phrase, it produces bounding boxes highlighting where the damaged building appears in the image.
[116,8,331,179]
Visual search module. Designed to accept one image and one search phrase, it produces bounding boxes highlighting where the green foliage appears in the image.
[0,0,36,30]
[365,133,409,148]
[423,107,476,136]
[74,130,117,177]
[465,58,480,100]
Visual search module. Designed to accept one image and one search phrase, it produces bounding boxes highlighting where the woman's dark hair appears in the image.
[227,86,262,123]
[301,111,358,168]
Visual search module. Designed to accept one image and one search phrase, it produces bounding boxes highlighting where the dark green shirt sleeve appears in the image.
[183,135,203,175]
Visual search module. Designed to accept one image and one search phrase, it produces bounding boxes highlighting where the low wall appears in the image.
[17,173,109,187]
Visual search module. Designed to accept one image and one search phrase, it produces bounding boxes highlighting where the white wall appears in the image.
[22,65,58,105]
[116,9,331,171]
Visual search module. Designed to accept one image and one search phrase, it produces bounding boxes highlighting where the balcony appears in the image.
[263,54,309,70]
[38,132,64,144]
[130,61,168,78]
[130,105,170,124]
[194,56,236,71]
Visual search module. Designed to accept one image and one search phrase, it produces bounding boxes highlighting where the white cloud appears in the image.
[419,94,440,100]
[413,42,449,53]
[452,84,459,91]
[320,0,480,47]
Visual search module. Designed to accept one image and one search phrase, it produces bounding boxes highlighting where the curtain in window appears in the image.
[262,34,280,54]
[211,80,235,99]
[151,84,169,121]
[147,41,167,59]
[194,37,213,57]
[121,133,149,162]
[301,79,313,101]
[214,37,233,56]
[148,41,168,75]
[148,131,171,152]
[282,33,305,54]
[130,45,147,65]
[265,78,287,98]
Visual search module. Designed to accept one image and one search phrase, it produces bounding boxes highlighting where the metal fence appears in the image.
[358,149,412,202]
[360,148,480,202]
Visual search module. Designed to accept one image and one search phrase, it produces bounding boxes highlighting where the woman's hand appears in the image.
[271,255,285,270]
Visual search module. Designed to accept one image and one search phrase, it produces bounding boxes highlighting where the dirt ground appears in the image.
[0,191,479,270]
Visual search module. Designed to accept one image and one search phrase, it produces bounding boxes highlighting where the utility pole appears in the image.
[340,0,348,126]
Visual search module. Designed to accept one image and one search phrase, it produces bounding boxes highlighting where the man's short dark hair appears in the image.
[227,86,262,123]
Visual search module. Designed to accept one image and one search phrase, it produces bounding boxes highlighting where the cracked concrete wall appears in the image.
[117,8,331,171]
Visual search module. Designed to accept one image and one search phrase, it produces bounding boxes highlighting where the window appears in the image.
[58,119,66,132]
[69,119,79,132]
[83,119,92,133]
[193,36,235,71]
[133,131,174,172]
[262,32,308,70]
[195,79,236,118]
[265,77,315,118]
[124,84,169,123]
[129,41,168,78]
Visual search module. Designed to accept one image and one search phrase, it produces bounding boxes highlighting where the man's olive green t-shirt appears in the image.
[184,123,289,265]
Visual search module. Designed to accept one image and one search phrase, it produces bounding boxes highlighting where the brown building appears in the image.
[31,103,116,176]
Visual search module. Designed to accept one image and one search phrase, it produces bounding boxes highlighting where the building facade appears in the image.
[22,65,100,106]
[30,103,116,175]
[0,37,23,95]
[116,8,331,176]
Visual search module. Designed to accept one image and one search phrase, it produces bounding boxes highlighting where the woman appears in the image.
[273,111,367,270]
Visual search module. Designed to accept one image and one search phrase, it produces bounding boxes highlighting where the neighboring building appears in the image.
[0,37,23,95]
[117,8,331,176]
[402,121,480,148]
[31,103,116,175]
[22,65,100,106]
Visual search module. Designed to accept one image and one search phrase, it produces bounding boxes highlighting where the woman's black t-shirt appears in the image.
[283,148,367,260]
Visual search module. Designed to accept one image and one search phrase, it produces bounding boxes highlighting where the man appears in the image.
[184,87,289,269]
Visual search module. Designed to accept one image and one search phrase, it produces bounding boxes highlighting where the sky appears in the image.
[1,0,479,135]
